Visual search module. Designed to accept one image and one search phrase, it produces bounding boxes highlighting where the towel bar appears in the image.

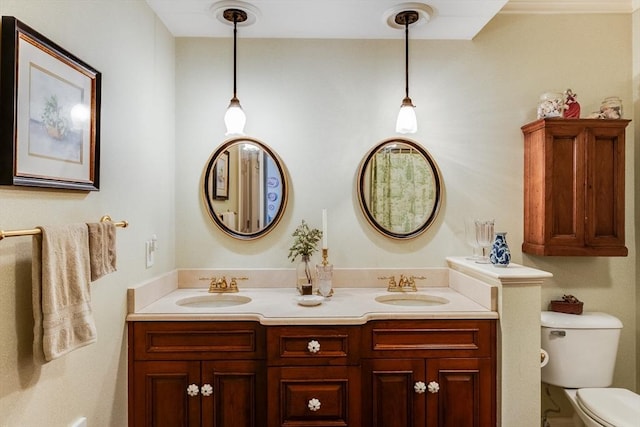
[0,215,128,241]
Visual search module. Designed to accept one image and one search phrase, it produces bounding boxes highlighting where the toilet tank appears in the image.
[541,311,623,388]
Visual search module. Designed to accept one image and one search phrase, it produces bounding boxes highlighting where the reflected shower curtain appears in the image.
[370,149,434,233]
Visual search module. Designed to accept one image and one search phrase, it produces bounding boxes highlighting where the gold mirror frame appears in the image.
[202,137,289,240]
[357,138,442,239]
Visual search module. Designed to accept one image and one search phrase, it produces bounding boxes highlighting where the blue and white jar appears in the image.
[489,232,511,267]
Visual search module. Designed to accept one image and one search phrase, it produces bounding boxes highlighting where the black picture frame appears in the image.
[213,150,230,200]
[0,16,101,191]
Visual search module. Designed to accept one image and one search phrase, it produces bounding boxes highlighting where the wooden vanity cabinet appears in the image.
[361,319,496,427]
[128,321,267,427]
[129,319,496,427]
[522,118,630,256]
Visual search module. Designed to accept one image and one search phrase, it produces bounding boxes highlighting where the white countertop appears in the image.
[127,286,497,325]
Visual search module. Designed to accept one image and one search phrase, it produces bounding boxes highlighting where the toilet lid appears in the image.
[577,388,640,427]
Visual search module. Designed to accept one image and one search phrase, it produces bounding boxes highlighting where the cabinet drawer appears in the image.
[268,366,360,426]
[362,319,496,358]
[266,326,360,366]
[131,321,265,360]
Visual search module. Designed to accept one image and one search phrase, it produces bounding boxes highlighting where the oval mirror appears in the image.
[202,137,288,240]
[357,138,442,239]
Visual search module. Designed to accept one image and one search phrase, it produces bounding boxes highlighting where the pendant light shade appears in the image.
[396,97,417,134]
[224,96,246,135]
[223,8,248,136]
[395,10,419,134]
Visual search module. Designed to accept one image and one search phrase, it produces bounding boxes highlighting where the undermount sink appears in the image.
[375,294,449,307]
[176,294,252,308]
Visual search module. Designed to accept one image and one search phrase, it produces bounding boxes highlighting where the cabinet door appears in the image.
[362,359,426,427]
[545,124,586,250]
[201,360,266,427]
[426,358,495,427]
[131,361,201,427]
[585,125,626,251]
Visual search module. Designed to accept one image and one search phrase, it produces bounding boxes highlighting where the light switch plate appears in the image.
[70,417,87,427]
[145,240,154,268]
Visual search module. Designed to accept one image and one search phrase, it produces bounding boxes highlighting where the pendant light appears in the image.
[223,8,248,136]
[395,10,419,134]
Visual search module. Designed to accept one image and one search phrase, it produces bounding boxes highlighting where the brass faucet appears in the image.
[199,276,248,293]
[379,274,425,292]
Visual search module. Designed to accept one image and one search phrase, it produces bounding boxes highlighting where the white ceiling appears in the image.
[145,0,637,40]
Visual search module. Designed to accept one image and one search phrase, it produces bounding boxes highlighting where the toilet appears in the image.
[541,311,640,427]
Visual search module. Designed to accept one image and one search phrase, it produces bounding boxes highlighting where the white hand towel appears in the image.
[87,221,117,281]
[32,224,97,362]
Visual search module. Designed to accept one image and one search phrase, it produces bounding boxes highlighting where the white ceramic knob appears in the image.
[186,384,199,397]
[414,381,426,394]
[307,340,320,353]
[308,398,321,411]
[201,384,213,397]
[428,381,440,394]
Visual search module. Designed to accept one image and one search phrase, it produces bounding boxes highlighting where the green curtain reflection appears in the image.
[370,149,435,233]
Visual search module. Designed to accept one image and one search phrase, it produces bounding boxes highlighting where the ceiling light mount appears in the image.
[384,3,433,30]
[210,1,259,28]
[394,10,419,27]
[222,8,248,24]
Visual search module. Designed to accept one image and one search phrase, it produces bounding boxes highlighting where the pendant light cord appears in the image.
[404,19,409,100]
[232,13,238,99]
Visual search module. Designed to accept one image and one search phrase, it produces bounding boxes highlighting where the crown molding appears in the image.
[501,1,637,14]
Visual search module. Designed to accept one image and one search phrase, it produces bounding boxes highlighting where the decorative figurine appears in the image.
[563,89,580,119]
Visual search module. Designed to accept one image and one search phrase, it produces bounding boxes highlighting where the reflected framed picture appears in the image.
[214,150,229,200]
[0,16,101,191]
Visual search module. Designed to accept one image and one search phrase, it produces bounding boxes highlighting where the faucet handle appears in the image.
[199,277,220,293]
[229,276,248,292]
[378,275,398,291]
[408,275,426,292]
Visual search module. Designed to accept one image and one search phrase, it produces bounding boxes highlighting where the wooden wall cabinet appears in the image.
[522,118,630,256]
[129,319,496,427]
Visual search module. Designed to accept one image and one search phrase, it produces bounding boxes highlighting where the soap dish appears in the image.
[296,295,323,307]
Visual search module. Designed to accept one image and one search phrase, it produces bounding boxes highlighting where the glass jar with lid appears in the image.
[537,92,565,119]
[600,96,623,119]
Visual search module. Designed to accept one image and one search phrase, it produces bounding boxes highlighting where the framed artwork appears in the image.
[0,16,101,191]
[214,150,230,200]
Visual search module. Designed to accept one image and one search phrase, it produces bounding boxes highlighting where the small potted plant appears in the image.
[41,95,68,140]
[288,220,322,294]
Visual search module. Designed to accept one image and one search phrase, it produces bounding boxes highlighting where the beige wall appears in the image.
[0,1,175,426]
[0,3,637,427]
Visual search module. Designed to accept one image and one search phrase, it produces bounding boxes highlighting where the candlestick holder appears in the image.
[316,250,333,297]
[322,248,329,266]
